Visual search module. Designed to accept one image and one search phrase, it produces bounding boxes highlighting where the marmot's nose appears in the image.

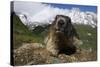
[58,20,65,26]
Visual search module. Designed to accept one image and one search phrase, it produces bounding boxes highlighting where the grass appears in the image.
[74,24,97,51]
[12,13,35,49]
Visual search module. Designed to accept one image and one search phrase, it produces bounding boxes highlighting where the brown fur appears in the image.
[45,15,82,56]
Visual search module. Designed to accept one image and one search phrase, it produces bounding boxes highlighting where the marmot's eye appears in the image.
[58,20,65,26]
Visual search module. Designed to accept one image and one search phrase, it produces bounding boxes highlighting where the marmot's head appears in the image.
[52,15,79,38]
[52,15,73,37]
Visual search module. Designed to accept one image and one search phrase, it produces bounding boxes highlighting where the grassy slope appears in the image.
[74,24,97,51]
[13,13,35,49]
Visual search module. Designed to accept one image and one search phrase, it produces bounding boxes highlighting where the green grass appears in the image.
[74,24,97,51]
[12,13,35,49]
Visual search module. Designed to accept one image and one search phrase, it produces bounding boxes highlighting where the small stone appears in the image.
[87,33,92,36]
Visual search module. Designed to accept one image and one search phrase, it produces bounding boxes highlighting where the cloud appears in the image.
[14,1,97,28]
[14,1,47,17]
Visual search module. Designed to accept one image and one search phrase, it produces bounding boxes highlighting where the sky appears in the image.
[14,1,97,16]
[44,3,97,13]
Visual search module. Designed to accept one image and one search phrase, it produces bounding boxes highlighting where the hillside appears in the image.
[12,12,35,49]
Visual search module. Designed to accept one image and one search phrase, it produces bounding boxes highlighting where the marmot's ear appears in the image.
[55,15,61,20]
[55,15,58,20]
[67,17,71,24]
[52,15,59,25]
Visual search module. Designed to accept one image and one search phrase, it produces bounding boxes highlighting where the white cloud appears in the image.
[14,1,97,28]
[14,1,47,17]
